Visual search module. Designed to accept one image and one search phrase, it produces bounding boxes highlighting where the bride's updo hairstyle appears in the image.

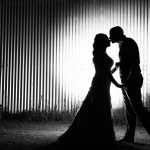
[93,34,110,58]
[93,33,110,51]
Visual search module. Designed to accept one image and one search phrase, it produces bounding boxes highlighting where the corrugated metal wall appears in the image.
[1,0,150,113]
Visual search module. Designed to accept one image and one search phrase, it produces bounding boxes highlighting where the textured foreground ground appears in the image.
[0,120,150,150]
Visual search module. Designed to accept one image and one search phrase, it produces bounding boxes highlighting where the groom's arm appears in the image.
[111,62,120,74]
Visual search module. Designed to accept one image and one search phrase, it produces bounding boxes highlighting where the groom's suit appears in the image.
[118,35,150,142]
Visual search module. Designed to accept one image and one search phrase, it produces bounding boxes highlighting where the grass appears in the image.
[2,107,142,127]
[1,110,76,122]
[1,107,125,121]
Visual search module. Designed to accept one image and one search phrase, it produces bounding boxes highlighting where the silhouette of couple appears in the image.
[49,26,150,149]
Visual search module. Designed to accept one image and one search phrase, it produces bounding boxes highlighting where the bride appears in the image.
[49,33,123,149]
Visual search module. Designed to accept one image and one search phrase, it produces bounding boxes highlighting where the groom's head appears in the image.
[109,26,124,43]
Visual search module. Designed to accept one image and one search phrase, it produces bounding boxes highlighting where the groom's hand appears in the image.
[116,84,124,88]
[115,62,120,68]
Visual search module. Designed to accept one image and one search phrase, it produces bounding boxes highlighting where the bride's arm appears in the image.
[111,62,120,74]
[111,66,118,74]
[109,73,123,88]
[105,68,123,88]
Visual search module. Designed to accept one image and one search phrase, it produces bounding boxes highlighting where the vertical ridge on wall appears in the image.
[1,0,150,113]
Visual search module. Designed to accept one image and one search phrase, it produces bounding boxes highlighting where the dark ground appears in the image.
[0,120,150,150]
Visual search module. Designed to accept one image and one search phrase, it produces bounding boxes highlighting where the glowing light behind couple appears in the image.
[61,23,122,109]
[1,0,150,113]
[52,0,150,109]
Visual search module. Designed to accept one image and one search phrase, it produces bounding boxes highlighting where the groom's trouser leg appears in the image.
[122,89,136,139]
[125,88,150,135]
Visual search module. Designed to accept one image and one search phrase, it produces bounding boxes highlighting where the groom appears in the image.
[109,26,150,143]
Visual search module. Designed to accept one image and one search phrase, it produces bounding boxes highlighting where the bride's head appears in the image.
[93,33,110,54]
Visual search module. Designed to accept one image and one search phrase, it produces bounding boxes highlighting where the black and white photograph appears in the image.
[0,0,150,150]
